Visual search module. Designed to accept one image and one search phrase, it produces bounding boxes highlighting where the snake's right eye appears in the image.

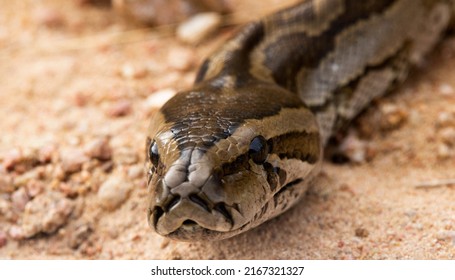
[149,140,160,166]
[249,135,268,164]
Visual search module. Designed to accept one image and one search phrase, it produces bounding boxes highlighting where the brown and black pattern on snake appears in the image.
[146,0,454,241]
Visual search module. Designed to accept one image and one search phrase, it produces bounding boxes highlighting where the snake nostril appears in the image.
[214,203,232,222]
[189,194,210,212]
[182,219,197,226]
[165,195,181,212]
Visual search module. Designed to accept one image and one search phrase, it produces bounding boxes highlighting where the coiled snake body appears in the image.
[146,0,455,241]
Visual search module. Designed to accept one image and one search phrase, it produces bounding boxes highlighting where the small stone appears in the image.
[437,143,453,159]
[128,165,144,179]
[355,227,370,238]
[84,137,113,161]
[439,83,455,96]
[8,225,24,240]
[75,0,110,7]
[0,198,12,219]
[338,133,368,163]
[177,12,222,44]
[2,148,39,173]
[379,103,408,131]
[52,165,66,180]
[72,91,90,107]
[11,188,30,212]
[21,192,75,238]
[0,231,7,248]
[68,221,93,249]
[120,63,148,79]
[26,180,45,198]
[38,144,57,163]
[114,147,139,165]
[435,230,455,241]
[97,175,133,211]
[167,47,194,71]
[34,7,65,28]
[61,149,89,174]
[436,112,455,128]
[143,88,176,112]
[106,99,132,117]
[439,127,455,146]
[0,175,15,193]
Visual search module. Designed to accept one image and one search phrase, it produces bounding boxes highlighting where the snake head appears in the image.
[146,81,322,241]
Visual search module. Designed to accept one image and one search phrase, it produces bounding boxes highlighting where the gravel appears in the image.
[97,174,133,211]
[176,12,222,44]
[21,192,75,238]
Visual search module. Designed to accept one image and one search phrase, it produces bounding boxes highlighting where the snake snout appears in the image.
[149,189,236,237]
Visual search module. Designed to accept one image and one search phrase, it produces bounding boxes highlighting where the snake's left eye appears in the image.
[249,136,268,164]
[149,140,160,166]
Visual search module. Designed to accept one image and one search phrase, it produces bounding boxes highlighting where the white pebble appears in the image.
[439,83,455,96]
[437,143,453,159]
[97,175,133,211]
[177,12,222,44]
[11,188,30,212]
[84,137,113,161]
[128,165,144,179]
[439,127,455,146]
[61,149,89,174]
[120,63,147,79]
[144,88,176,110]
[167,47,194,71]
[21,192,75,238]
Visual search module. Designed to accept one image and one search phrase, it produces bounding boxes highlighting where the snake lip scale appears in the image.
[146,0,454,241]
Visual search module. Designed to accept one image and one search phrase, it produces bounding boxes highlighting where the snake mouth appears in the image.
[148,197,242,240]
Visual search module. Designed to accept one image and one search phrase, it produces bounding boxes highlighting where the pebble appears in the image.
[167,47,194,71]
[97,175,133,211]
[338,133,369,163]
[0,198,12,219]
[14,168,44,187]
[0,175,14,193]
[25,180,45,198]
[177,12,222,44]
[60,149,90,174]
[8,225,24,240]
[436,111,455,128]
[68,221,93,249]
[439,127,455,146]
[106,99,132,117]
[355,227,370,238]
[439,83,455,96]
[75,0,110,7]
[0,231,7,248]
[38,144,57,163]
[128,165,144,179]
[84,137,113,161]
[34,7,65,28]
[143,88,177,112]
[114,147,139,165]
[120,63,148,79]
[2,148,39,173]
[11,188,30,212]
[21,192,75,238]
[437,143,453,159]
[379,103,408,131]
[435,230,455,242]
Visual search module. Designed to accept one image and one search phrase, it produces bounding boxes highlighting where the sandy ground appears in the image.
[0,0,454,260]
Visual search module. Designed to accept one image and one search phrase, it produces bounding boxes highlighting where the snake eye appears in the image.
[249,136,268,164]
[149,140,160,166]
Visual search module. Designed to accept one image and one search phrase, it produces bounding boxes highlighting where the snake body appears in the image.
[146,0,454,241]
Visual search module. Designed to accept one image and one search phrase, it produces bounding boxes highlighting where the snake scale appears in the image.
[146,0,455,241]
